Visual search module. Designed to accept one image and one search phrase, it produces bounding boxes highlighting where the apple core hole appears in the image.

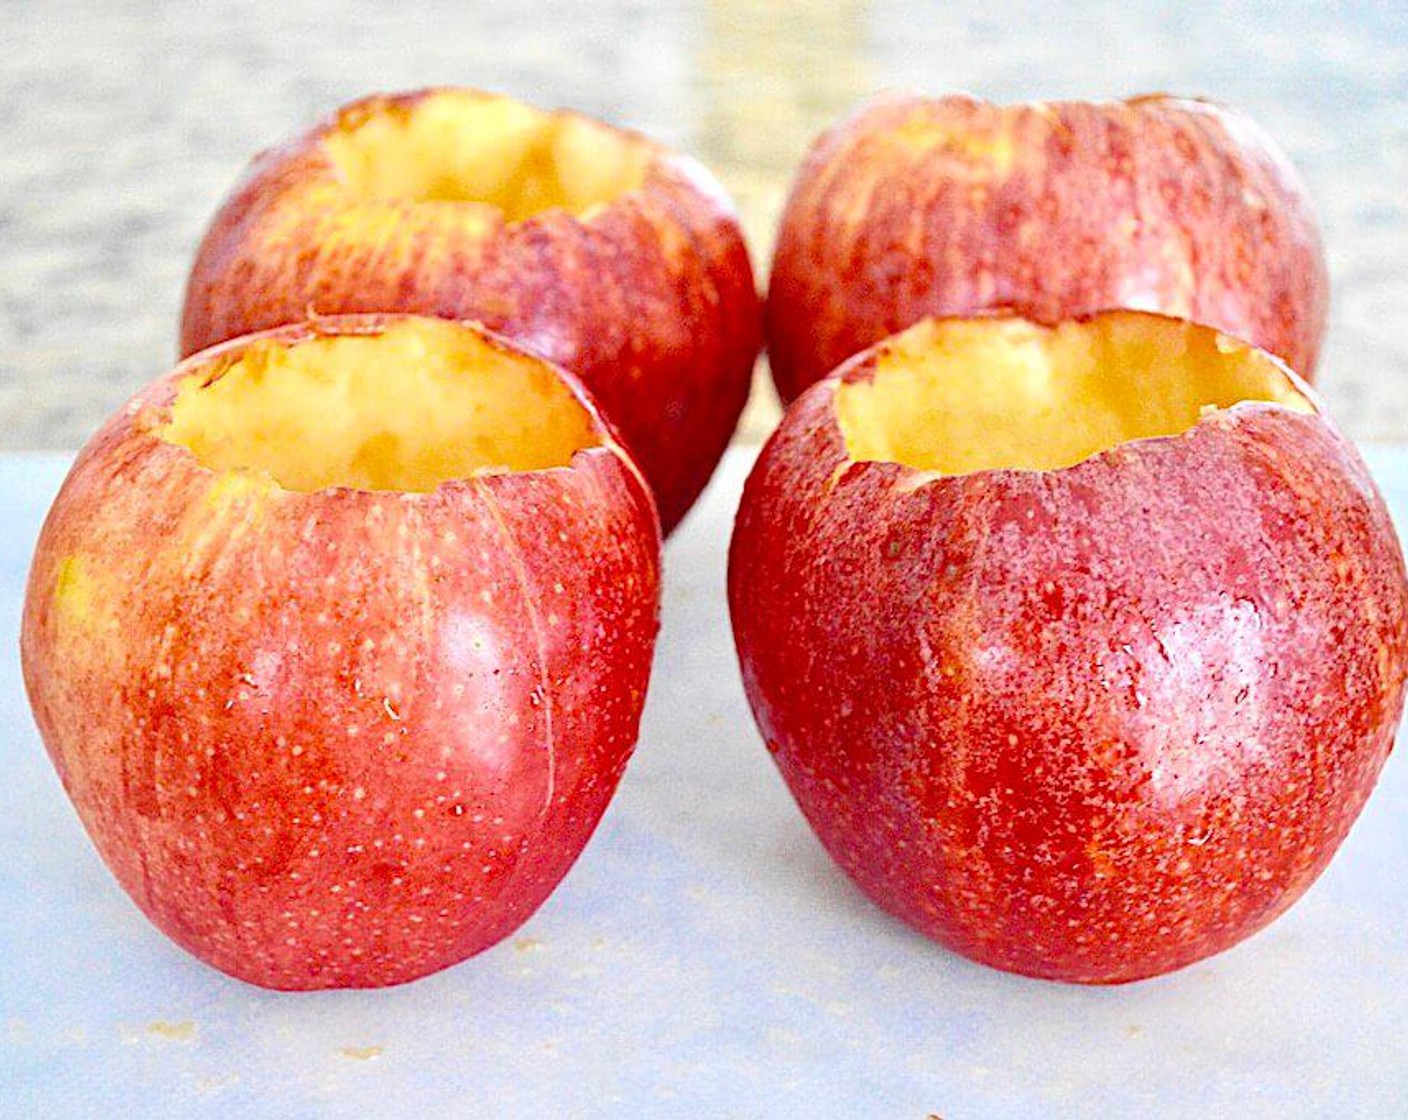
[161,318,601,493]
[834,313,1314,476]
[323,91,651,221]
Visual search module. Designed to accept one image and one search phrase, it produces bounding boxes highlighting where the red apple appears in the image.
[767,92,1329,403]
[21,314,661,990]
[179,87,762,533]
[729,310,1408,984]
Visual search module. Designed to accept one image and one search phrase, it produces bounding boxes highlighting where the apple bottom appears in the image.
[121,756,627,992]
[774,642,1392,986]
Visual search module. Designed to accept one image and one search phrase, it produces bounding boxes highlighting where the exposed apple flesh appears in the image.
[730,310,1407,984]
[22,315,661,990]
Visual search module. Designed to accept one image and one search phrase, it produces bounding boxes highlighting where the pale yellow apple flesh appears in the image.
[322,90,650,222]
[836,315,1313,477]
[163,318,600,492]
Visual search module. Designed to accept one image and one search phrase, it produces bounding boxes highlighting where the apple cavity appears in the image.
[179,87,762,533]
[729,311,1408,983]
[22,315,661,989]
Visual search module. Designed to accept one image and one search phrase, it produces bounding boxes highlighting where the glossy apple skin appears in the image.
[729,329,1408,984]
[768,93,1330,403]
[21,316,661,990]
[179,88,762,534]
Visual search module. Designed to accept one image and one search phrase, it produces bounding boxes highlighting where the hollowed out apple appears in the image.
[729,311,1408,984]
[22,315,661,990]
[180,87,762,533]
[767,93,1329,403]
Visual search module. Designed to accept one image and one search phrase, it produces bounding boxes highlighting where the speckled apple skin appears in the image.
[767,93,1330,403]
[179,88,762,535]
[728,321,1408,984]
[21,316,661,991]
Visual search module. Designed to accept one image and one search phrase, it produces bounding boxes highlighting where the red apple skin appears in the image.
[179,88,762,534]
[729,318,1408,984]
[21,316,661,990]
[768,93,1330,403]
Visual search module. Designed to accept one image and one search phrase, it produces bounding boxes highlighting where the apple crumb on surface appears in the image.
[337,1045,385,1062]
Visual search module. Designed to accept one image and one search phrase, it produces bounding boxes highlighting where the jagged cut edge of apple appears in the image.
[833,310,1316,483]
[155,316,619,496]
[320,88,657,226]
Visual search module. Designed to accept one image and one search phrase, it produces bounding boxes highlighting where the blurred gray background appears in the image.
[3,1,1405,448]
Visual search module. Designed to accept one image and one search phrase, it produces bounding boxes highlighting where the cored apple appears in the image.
[21,315,661,990]
[179,87,762,533]
[729,310,1408,984]
[767,93,1329,403]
